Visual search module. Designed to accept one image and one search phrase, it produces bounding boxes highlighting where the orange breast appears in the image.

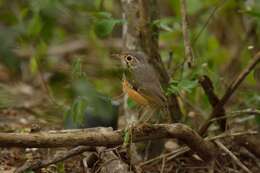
[122,79,149,106]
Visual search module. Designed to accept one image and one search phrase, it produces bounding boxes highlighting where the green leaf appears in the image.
[93,11,112,19]
[25,170,35,173]
[71,58,85,79]
[167,79,198,95]
[71,97,88,125]
[123,128,130,147]
[94,19,121,38]
[244,9,260,18]
[30,56,38,74]
[153,18,175,32]
[28,13,42,36]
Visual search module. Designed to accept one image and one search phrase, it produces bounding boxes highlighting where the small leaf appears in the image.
[244,9,260,18]
[94,19,122,38]
[123,128,130,147]
[94,11,112,19]
[167,79,198,95]
[28,13,42,36]
[30,56,38,74]
[71,58,85,79]
[70,97,88,125]
[153,18,175,32]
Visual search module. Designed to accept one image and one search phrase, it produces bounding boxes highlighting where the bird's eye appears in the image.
[126,55,133,61]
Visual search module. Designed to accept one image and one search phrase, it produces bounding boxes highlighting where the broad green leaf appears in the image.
[167,79,198,95]
[94,19,121,38]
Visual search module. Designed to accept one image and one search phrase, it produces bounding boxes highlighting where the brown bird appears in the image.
[115,51,168,118]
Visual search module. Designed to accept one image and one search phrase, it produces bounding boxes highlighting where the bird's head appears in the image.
[112,51,148,70]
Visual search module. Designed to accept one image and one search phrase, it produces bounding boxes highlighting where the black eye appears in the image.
[126,55,133,61]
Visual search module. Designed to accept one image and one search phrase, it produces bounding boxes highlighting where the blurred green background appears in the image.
[0,0,259,127]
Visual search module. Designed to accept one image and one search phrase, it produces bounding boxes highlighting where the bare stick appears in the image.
[235,135,260,158]
[15,146,95,173]
[215,140,253,173]
[140,130,258,166]
[199,75,226,130]
[0,123,216,161]
[210,108,260,122]
[180,0,194,67]
[199,51,260,135]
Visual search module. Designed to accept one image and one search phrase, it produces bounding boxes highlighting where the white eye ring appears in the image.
[126,55,133,61]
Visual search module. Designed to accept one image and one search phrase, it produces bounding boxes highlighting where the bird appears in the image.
[114,51,169,122]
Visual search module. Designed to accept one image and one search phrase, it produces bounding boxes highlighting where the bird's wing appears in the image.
[138,84,166,106]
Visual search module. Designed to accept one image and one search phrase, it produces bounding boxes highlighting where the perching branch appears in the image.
[199,51,260,135]
[0,124,216,161]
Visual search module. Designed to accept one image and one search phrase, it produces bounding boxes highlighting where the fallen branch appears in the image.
[235,135,260,159]
[215,140,253,173]
[15,146,96,173]
[0,124,216,161]
[140,130,258,166]
[199,51,260,135]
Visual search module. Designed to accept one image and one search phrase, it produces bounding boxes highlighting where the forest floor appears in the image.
[0,105,259,173]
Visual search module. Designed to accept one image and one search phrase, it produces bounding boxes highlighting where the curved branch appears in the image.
[0,124,216,161]
[199,51,260,135]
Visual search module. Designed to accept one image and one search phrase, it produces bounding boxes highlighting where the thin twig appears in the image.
[180,0,194,68]
[199,51,260,135]
[140,130,258,166]
[160,156,166,173]
[139,147,190,166]
[206,131,258,141]
[215,140,253,173]
[15,146,95,173]
[192,0,227,45]
[210,108,260,122]
[231,108,260,116]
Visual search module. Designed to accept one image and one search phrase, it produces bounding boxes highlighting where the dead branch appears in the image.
[15,146,96,173]
[235,135,260,159]
[198,51,260,135]
[199,75,226,131]
[0,123,216,161]
[180,0,194,67]
[97,147,132,173]
[140,130,258,166]
[215,140,253,173]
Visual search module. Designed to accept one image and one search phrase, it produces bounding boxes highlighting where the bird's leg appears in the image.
[138,107,158,124]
